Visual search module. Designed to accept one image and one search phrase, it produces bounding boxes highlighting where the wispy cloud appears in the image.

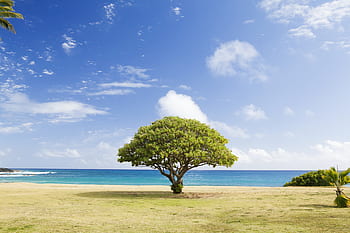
[114,65,150,79]
[62,34,78,54]
[206,40,268,81]
[42,69,54,75]
[38,148,81,158]
[99,82,151,88]
[284,106,295,116]
[237,104,268,120]
[178,84,192,91]
[0,83,107,123]
[104,3,116,24]
[88,89,134,96]
[172,7,182,16]
[260,0,350,38]
[0,122,33,134]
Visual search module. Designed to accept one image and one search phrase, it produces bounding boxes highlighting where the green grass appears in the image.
[0,184,349,232]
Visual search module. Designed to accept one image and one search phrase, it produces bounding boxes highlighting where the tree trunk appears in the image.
[171,179,183,194]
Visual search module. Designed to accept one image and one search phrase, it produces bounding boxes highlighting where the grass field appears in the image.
[0,183,349,232]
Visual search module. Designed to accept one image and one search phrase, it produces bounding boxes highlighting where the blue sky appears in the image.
[1,0,350,169]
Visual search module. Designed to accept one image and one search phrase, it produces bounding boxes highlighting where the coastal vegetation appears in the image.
[0,168,14,172]
[284,170,331,187]
[0,0,23,34]
[325,167,350,208]
[0,183,349,232]
[118,117,238,193]
[285,167,350,207]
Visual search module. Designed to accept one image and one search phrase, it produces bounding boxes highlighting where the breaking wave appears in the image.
[0,171,56,177]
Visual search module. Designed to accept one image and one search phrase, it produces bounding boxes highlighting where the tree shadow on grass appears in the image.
[76,191,213,199]
[299,204,336,209]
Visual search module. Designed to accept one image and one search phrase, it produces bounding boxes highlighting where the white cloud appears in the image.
[158,90,209,123]
[260,0,350,38]
[237,104,268,120]
[321,40,350,51]
[305,109,315,117]
[157,90,249,139]
[0,148,11,157]
[206,40,268,81]
[210,121,249,139]
[38,148,81,158]
[284,106,295,116]
[99,82,151,88]
[104,3,116,24]
[0,122,33,134]
[178,84,192,90]
[42,69,54,75]
[62,34,77,54]
[0,91,107,122]
[115,65,150,79]
[243,19,255,24]
[288,25,316,38]
[311,140,350,164]
[172,7,181,15]
[232,138,350,169]
[88,89,134,96]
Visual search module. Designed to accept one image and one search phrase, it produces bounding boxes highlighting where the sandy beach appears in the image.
[1,182,349,232]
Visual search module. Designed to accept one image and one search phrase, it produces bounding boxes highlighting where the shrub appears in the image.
[284,170,332,186]
[334,194,349,208]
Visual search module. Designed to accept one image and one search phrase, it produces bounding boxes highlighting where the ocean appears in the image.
[0,169,308,187]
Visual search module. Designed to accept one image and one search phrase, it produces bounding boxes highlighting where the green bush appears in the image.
[284,170,332,187]
[334,194,349,208]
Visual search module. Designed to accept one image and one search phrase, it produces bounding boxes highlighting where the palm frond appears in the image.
[0,11,23,19]
[0,0,14,7]
[0,17,14,33]
[0,6,14,12]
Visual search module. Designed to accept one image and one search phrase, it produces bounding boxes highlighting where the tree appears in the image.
[117,116,238,193]
[325,167,350,208]
[0,0,23,34]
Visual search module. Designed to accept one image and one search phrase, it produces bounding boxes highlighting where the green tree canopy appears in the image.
[117,116,238,193]
[0,0,23,34]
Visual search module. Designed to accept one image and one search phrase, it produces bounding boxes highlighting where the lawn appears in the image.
[0,183,349,232]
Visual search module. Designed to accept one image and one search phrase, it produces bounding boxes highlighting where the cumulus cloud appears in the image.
[206,40,268,81]
[232,138,350,169]
[260,0,350,38]
[62,34,77,54]
[157,90,209,123]
[157,90,249,139]
[237,104,268,120]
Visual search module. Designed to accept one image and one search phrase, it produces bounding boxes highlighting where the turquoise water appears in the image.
[0,169,308,187]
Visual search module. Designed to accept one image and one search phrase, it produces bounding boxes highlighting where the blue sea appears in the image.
[0,169,308,187]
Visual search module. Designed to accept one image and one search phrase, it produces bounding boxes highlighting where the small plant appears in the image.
[325,167,350,208]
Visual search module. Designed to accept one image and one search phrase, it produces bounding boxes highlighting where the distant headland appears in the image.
[0,168,14,172]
